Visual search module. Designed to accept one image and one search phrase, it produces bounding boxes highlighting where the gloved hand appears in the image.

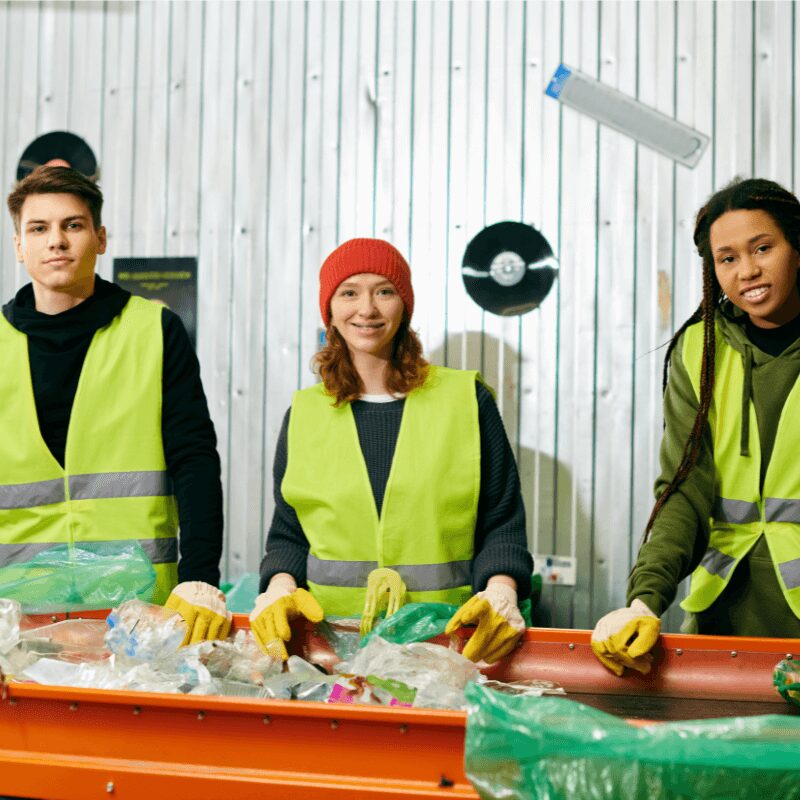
[360,567,407,637]
[164,581,232,646]
[249,573,324,660]
[444,582,525,664]
[591,598,661,677]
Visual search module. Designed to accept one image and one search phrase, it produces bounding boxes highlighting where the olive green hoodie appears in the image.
[628,305,800,636]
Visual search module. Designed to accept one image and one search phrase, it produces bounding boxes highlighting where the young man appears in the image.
[2,166,229,642]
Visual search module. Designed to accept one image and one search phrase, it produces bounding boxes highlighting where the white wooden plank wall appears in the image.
[1,0,799,631]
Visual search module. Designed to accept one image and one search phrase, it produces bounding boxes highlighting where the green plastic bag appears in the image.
[361,602,459,646]
[465,683,800,800]
[360,596,535,648]
[224,572,260,613]
[0,541,156,613]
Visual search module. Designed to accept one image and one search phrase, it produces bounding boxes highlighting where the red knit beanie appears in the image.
[319,238,414,326]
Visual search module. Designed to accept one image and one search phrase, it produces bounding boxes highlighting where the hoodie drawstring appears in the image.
[740,346,753,457]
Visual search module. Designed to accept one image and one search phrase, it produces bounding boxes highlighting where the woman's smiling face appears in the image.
[329,272,405,360]
[711,208,800,328]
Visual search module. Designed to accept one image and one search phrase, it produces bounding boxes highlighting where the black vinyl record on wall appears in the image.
[16,131,99,181]
[462,221,558,316]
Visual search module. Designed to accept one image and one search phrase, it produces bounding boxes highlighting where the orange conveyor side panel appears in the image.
[1,614,797,799]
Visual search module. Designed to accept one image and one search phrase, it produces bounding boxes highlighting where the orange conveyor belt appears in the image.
[0,612,797,800]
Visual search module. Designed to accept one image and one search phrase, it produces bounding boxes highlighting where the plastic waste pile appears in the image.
[774,658,800,708]
[0,600,563,709]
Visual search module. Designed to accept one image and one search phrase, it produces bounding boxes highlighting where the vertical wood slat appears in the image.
[195,1,238,579]
[1,0,799,626]
[131,1,171,256]
[226,0,273,576]
[262,0,307,554]
[592,0,637,623]
[519,0,561,570]
[101,2,138,264]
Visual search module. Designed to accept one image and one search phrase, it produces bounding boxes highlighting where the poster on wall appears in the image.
[113,257,198,348]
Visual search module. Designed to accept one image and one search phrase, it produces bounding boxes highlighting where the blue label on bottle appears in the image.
[545,63,572,99]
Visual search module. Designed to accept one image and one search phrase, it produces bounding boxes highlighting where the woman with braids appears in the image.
[592,178,800,677]
[247,238,533,664]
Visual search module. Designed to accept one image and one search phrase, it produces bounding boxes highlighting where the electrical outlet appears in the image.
[534,554,577,586]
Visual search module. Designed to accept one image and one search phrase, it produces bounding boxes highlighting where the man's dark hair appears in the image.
[7,165,103,232]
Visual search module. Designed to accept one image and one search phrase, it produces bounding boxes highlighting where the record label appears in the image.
[462,221,558,316]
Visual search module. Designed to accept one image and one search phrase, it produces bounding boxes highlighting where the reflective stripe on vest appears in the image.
[0,478,65,509]
[0,297,179,606]
[307,554,473,592]
[0,471,171,509]
[679,319,800,618]
[284,365,481,617]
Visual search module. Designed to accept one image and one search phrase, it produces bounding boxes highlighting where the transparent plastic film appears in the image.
[465,684,800,800]
[0,541,156,612]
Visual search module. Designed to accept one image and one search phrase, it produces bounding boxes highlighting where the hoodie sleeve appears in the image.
[161,310,224,586]
[627,332,715,616]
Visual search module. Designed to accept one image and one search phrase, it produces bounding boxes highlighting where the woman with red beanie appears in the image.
[249,238,533,664]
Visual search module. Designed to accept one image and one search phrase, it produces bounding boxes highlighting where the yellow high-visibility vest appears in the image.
[0,296,178,604]
[680,319,800,618]
[282,365,482,616]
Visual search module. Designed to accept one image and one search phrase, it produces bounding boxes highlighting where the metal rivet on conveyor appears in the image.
[263,716,270,725]
[197,711,206,720]
[675,649,683,656]
[787,654,794,660]
[51,615,58,623]
[568,643,575,651]
[730,651,738,658]
[330,719,339,730]
[132,706,141,716]
[106,781,115,794]
[69,702,79,712]
[399,724,408,734]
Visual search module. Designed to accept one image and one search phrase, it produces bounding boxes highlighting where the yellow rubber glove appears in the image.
[445,582,525,664]
[249,574,324,660]
[360,567,407,637]
[164,581,232,646]
[591,599,661,677]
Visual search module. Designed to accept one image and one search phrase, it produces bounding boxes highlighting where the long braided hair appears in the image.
[643,178,800,539]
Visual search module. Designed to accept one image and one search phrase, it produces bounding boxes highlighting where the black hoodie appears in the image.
[2,277,223,586]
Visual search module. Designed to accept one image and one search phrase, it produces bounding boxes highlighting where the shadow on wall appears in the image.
[427,331,592,630]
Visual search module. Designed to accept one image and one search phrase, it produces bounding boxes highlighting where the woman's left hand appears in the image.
[445,580,525,664]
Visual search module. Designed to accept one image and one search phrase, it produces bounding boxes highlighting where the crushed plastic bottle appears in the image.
[105,599,187,661]
[21,619,110,663]
[0,598,21,655]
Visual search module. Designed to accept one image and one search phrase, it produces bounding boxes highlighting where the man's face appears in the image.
[14,193,106,296]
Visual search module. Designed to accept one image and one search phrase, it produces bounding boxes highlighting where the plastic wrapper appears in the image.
[361,602,458,647]
[105,599,186,661]
[19,657,187,694]
[21,619,110,663]
[0,542,156,612]
[168,629,282,687]
[464,683,800,800]
[774,658,800,707]
[0,598,21,655]
[336,636,480,709]
[481,678,565,698]
[224,572,260,613]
